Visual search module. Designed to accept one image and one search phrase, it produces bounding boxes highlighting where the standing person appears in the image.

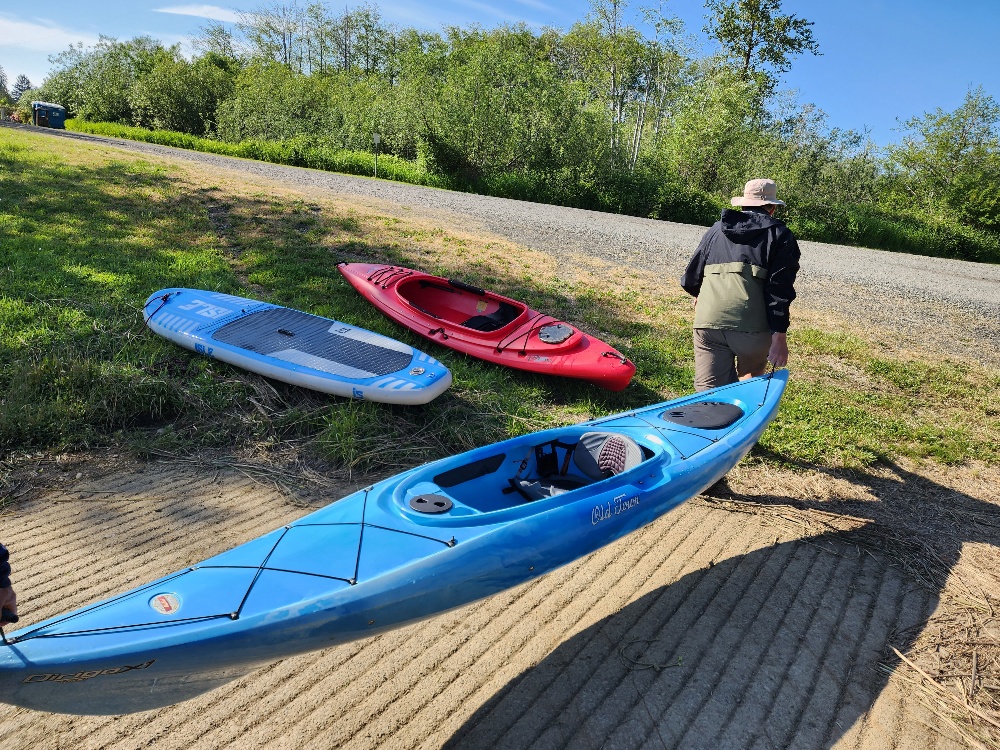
[680,178,800,391]
[0,543,17,626]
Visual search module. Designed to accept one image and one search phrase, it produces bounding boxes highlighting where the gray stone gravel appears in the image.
[29,124,1000,365]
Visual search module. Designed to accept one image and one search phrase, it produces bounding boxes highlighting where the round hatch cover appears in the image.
[409,493,453,514]
[538,323,574,344]
[660,402,744,430]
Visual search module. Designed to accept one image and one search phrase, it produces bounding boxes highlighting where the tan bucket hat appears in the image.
[731,178,785,207]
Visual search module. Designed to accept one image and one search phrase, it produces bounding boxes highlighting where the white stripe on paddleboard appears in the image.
[331,325,413,355]
[160,313,182,331]
[372,377,396,388]
[209,292,252,304]
[268,349,377,379]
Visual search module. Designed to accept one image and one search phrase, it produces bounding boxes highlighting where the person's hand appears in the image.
[0,586,17,626]
[768,332,788,368]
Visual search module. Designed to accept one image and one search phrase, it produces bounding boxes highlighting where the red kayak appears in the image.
[338,263,635,391]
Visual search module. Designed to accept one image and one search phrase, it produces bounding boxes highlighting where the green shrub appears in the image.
[66,119,447,188]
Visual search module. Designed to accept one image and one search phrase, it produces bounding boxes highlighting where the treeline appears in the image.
[24,0,1000,262]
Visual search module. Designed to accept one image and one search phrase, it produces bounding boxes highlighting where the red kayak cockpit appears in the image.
[395,277,527,333]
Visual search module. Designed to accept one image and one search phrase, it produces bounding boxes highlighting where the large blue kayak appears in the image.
[144,288,452,404]
[0,371,787,714]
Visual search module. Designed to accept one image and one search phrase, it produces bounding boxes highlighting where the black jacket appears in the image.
[0,544,9,588]
[681,208,800,333]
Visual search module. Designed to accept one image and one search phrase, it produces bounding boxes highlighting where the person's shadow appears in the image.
[445,459,999,749]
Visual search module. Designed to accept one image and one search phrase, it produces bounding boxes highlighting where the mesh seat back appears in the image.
[574,432,644,480]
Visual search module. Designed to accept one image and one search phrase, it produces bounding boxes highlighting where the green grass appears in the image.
[756,328,1000,466]
[1,126,997,476]
[65,119,448,190]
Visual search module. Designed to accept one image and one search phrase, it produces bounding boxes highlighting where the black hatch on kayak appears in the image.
[660,401,745,430]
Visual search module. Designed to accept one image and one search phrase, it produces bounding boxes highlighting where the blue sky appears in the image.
[1,0,997,146]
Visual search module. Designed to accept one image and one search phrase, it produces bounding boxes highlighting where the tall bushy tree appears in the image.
[234,1,390,75]
[239,2,306,70]
[562,0,651,168]
[656,64,764,193]
[193,22,244,66]
[36,44,87,115]
[214,62,337,141]
[888,86,1000,230]
[44,36,168,123]
[418,25,595,184]
[703,0,818,94]
[129,50,235,134]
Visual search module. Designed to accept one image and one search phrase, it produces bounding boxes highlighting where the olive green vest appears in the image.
[693,262,769,332]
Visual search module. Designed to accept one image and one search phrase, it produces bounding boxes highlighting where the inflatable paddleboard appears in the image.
[143,288,451,404]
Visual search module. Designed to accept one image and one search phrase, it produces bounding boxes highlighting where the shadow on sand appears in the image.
[446,460,999,749]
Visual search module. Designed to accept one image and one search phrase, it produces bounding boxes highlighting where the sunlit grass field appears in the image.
[1,126,997,480]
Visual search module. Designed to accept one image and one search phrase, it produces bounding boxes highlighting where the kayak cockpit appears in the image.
[396,277,526,332]
[394,428,661,518]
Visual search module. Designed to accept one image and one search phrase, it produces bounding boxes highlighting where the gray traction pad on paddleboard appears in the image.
[212,308,413,378]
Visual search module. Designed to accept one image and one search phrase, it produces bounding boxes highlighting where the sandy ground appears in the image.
[2,126,999,748]
[2,458,993,749]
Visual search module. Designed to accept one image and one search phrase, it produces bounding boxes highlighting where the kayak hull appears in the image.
[0,372,787,714]
[337,263,636,390]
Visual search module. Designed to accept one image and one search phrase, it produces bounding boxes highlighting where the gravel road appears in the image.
[29,125,1000,364]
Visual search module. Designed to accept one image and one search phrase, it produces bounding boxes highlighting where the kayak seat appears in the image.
[461,302,520,332]
[509,432,645,501]
[574,432,645,480]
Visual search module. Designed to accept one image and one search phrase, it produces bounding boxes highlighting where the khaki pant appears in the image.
[693,328,771,392]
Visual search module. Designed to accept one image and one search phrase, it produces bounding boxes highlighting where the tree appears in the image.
[11,75,33,102]
[239,2,307,70]
[657,63,763,193]
[0,66,9,105]
[627,4,684,170]
[193,21,244,66]
[703,0,818,89]
[561,0,653,171]
[129,49,235,134]
[888,86,1000,230]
